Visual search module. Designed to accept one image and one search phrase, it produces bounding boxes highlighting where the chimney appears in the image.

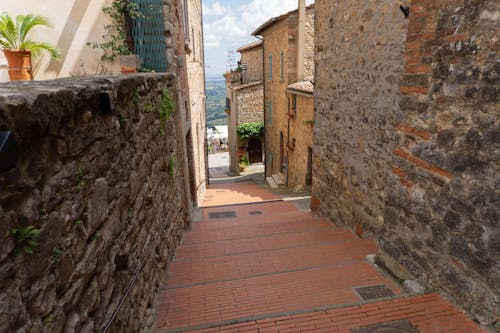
[296,0,306,81]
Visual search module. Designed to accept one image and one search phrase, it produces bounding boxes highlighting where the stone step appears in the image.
[266,176,278,189]
[272,173,285,185]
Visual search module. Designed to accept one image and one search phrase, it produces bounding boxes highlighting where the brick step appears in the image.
[167,237,377,287]
[266,176,279,188]
[155,262,401,331]
[196,210,324,229]
[174,228,358,261]
[272,173,285,185]
[183,217,333,244]
[177,294,485,333]
[201,200,300,220]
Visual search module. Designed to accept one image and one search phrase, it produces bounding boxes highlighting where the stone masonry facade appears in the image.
[0,75,189,332]
[313,0,499,325]
[226,42,264,173]
[255,5,315,179]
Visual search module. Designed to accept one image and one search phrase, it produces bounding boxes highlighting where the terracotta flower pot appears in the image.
[3,50,33,81]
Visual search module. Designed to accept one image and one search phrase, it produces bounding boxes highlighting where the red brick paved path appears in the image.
[155,181,486,333]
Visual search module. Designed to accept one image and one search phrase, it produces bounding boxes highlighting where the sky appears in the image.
[202,0,314,78]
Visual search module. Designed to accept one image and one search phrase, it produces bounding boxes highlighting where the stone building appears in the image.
[182,0,207,206]
[252,1,315,189]
[225,41,264,174]
[313,0,499,325]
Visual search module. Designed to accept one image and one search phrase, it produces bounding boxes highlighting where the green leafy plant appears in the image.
[74,219,83,227]
[40,208,48,222]
[132,90,141,105]
[239,154,249,166]
[0,12,60,59]
[302,119,314,126]
[12,225,40,254]
[236,122,264,141]
[51,248,64,263]
[88,0,142,61]
[158,89,175,131]
[42,313,54,325]
[139,66,155,73]
[77,166,88,190]
[168,156,176,177]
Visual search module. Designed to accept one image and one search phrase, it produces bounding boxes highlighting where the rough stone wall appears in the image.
[313,0,499,325]
[236,84,264,125]
[0,75,188,332]
[185,0,207,207]
[240,46,264,83]
[287,94,313,189]
[304,9,315,78]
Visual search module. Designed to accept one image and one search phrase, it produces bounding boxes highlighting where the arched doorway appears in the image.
[247,138,262,163]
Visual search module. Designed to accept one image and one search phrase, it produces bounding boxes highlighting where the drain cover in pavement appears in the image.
[355,284,394,300]
[249,211,263,215]
[351,319,420,333]
[208,211,236,219]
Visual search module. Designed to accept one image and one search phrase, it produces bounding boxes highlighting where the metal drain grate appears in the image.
[248,211,263,215]
[354,284,394,300]
[208,211,236,219]
[351,319,420,333]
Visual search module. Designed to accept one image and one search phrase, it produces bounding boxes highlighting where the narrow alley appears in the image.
[154,180,486,333]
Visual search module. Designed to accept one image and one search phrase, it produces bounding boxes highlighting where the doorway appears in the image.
[306,146,313,186]
[247,138,262,163]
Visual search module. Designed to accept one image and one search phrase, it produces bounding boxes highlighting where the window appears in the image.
[292,95,297,110]
[268,102,273,126]
[181,0,190,45]
[268,54,273,81]
[280,51,284,81]
[226,97,231,110]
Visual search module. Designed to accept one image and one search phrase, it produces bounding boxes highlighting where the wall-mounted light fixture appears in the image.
[0,131,19,173]
[400,5,410,18]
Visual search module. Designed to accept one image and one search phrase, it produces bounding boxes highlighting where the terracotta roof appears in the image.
[233,81,263,91]
[252,4,315,36]
[287,77,314,95]
[237,40,263,53]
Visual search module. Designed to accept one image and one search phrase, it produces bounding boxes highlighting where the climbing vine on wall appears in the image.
[237,122,264,141]
[88,0,142,61]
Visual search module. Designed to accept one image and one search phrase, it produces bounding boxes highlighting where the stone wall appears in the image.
[236,83,264,125]
[240,45,264,83]
[313,0,499,325]
[185,0,207,207]
[0,74,189,332]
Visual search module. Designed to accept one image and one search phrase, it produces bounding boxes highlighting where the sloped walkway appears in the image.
[155,181,486,333]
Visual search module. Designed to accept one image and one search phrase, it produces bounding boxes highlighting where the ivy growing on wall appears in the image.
[88,0,143,61]
[237,122,264,142]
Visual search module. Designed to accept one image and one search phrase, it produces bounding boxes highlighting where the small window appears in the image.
[226,97,231,110]
[280,51,284,81]
[268,54,273,81]
[292,95,297,110]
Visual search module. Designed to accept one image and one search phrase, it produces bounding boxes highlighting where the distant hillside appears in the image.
[206,78,227,126]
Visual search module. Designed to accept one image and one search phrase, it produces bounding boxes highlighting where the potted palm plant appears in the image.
[0,12,60,81]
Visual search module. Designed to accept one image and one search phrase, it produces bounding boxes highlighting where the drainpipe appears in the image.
[297,0,306,81]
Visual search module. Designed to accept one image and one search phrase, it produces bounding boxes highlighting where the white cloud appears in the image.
[202,2,228,16]
[203,0,315,74]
